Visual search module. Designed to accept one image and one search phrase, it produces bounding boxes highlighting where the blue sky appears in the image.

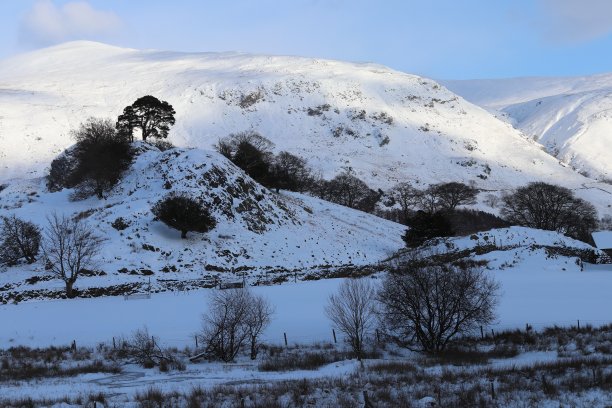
[2,0,612,80]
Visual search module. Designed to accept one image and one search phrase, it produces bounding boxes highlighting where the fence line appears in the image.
[106,318,612,350]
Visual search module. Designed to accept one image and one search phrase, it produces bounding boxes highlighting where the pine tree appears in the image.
[117,96,176,141]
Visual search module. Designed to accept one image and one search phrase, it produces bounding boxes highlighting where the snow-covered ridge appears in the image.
[1,41,610,208]
[0,144,405,301]
[444,74,612,180]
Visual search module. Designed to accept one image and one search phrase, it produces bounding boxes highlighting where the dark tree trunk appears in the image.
[181,230,187,239]
[66,280,75,298]
[250,337,257,360]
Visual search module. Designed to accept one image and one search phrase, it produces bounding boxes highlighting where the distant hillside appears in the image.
[444,74,612,181]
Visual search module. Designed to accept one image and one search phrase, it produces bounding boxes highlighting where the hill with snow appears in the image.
[0,143,405,302]
[1,41,610,216]
[444,74,612,181]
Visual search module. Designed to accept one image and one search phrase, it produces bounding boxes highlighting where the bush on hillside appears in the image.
[47,118,134,199]
[151,193,216,239]
[0,215,41,266]
[314,169,381,213]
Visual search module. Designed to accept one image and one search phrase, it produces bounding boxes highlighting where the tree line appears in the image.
[213,130,601,245]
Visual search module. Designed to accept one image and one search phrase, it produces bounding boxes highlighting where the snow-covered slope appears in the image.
[1,41,609,205]
[444,74,612,181]
[0,144,405,300]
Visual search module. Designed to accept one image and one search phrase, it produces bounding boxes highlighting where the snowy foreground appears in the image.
[1,227,612,406]
[1,260,612,407]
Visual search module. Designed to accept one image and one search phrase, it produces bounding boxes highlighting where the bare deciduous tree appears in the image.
[431,182,478,211]
[501,182,597,242]
[318,169,381,213]
[0,215,40,266]
[246,294,274,360]
[325,279,377,360]
[269,151,313,192]
[415,182,478,214]
[70,117,134,199]
[387,182,422,223]
[42,213,103,298]
[126,327,162,367]
[378,263,499,353]
[199,288,273,362]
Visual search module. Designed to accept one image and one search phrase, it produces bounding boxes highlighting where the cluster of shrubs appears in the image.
[216,131,314,193]
[215,130,381,212]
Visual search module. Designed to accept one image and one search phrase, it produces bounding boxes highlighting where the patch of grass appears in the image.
[0,358,120,382]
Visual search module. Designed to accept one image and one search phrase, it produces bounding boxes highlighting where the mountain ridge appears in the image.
[1,41,610,215]
[444,74,612,180]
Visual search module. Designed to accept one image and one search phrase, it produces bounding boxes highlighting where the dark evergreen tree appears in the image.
[117,95,176,141]
[152,193,216,239]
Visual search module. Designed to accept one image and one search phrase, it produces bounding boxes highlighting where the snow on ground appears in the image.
[593,230,612,249]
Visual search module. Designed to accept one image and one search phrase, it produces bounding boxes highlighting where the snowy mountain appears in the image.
[0,144,405,302]
[444,74,612,181]
[1,41,610,213]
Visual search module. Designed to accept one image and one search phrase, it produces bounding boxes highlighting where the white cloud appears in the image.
[19,0,122,46]
[537,0,612,43]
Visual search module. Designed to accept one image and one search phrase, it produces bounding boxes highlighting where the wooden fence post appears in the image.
[363,391,374,408]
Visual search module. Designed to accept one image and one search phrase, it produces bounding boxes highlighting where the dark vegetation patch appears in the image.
[0,346,120,382]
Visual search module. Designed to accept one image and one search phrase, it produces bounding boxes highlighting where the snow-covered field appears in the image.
[2,250,611,350]
[2,258,612,406]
